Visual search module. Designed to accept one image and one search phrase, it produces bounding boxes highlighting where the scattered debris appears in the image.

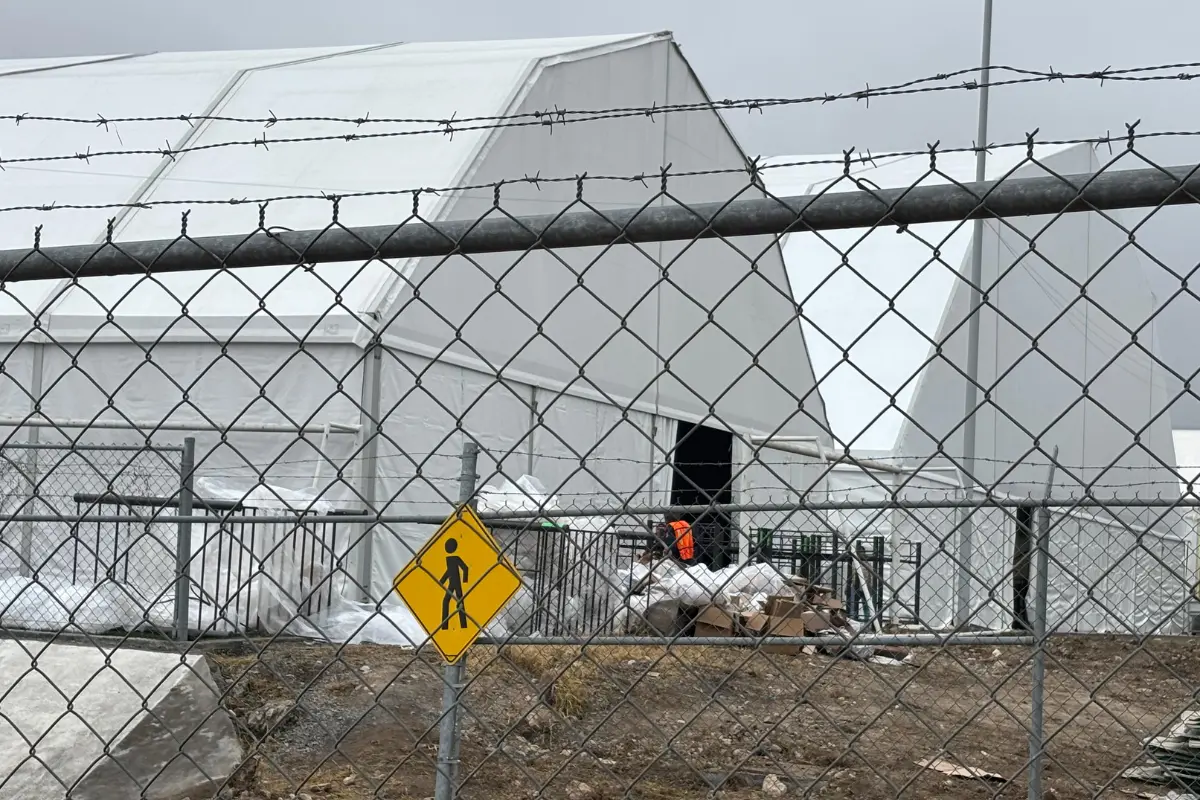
[762,773,788,797]
[869,655,909,667]
[916,756,1004,781]
[668,577,906,662]
[566,780,596,800]
[1123,710,1200,788]
[242,700,301,738]
[1124,765,1172,784]
[500,734,543,765]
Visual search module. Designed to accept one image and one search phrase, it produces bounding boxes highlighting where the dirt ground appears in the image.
[201,634,1200,799]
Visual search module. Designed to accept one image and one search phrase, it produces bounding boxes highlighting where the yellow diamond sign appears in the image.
[392,504,522,664]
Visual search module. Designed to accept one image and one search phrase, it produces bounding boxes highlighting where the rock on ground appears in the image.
[567,780,597,800]
[762,773,788,797]
[0,639,242,799]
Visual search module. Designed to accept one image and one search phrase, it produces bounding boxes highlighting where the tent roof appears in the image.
[761,142,1082,453]
[0,34,668,342]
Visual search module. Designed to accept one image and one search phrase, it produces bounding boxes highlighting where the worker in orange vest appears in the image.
[649,511,696,565]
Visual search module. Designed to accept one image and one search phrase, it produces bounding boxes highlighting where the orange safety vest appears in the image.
[668,520,695,562]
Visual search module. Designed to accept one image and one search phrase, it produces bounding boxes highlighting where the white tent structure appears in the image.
[0,35,831,633]
[763,144,1192,633]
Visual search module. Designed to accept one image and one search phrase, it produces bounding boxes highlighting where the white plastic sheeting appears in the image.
[0,473,386,638]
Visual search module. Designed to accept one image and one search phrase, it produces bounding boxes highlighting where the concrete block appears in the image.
[0,639,242,799]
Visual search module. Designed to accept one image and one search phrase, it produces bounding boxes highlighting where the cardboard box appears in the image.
[800,610,836,634]
[765,595,807,619]
[745,612,808,655]
[694,605,741,637]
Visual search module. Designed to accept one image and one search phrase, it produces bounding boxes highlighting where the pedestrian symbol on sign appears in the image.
[440,538,469,630]
[392,504,523,664]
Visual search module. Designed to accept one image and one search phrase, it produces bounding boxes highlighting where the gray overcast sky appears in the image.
[5,0,1200,424]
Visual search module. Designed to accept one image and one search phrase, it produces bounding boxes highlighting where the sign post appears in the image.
[392,442,522,800]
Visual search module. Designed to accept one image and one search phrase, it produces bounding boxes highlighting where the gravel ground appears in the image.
[200,635,1200,799]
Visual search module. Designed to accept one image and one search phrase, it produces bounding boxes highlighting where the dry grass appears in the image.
[491,643,754,718]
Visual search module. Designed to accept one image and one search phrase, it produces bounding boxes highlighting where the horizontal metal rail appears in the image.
[0,417,360,434]
[0,164,1195,280]
[479,634,1035,647]
[0,441,184,452]
[4,495,1196,525]
[73,491,366,515]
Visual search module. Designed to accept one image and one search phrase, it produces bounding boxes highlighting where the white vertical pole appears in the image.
[955,0,995,626]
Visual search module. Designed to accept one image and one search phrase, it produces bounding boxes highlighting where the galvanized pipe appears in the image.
[1,165,1199,280]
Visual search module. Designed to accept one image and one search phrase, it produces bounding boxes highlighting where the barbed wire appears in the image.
[1,59,1198,171]
[0,125,1182,218]
[4,61,1199,132]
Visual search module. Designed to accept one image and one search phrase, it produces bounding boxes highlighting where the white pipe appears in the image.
[310,422,332,491]
[0,417,360,434]
[749,437,911,476]
[956,0,996,628]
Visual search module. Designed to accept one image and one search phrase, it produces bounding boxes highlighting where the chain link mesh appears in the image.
[0,134,1197,799]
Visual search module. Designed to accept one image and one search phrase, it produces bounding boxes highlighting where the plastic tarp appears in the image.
[185,476,424,645]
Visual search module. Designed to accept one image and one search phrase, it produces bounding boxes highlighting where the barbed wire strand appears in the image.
[5,61,1200,130]
[2,60,1199,171]
[0,126,1185,217]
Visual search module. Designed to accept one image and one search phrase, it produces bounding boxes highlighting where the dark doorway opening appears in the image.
[670,421,735,570]
[1011,505,1034,631]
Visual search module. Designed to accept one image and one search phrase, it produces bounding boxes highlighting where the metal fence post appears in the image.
[435,439,480,800]
[17,344,46,579]
[1029,448,1057,799]
[174,436,196,643]
[356,340,383,603]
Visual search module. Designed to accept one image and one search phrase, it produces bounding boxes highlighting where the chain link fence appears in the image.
[0,140,1198,800]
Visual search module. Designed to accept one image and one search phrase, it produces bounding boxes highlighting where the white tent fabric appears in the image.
[762,146,1078,454]
[763,144,1177,506]
[0,34,835,635]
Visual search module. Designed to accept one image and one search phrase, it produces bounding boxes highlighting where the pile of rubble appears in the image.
[624,565,910,663]
[692,577,910,662]
[1123,709,1200,791]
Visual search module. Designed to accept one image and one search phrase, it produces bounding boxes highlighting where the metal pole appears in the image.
[356,342,383,603]
[0,417,359,434]
[5,165,1200,280]
[434,440,480,800]
[17,344,46,578]
[1029,446,1057,799]
[889,471,903,628]
[174,436,196,642]
[955,0,995,627]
